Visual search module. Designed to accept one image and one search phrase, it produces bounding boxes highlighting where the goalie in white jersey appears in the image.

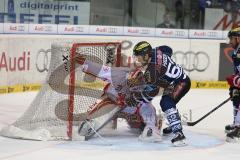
[75,55,162,142]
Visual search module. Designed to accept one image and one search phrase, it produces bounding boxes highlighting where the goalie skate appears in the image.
[78,119,99,137]
[138,127,162,142]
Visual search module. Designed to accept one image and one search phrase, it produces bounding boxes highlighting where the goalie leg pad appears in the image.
[87,97,117,119]
[139,103,157,129]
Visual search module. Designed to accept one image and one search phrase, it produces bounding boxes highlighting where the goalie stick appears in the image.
[186,97,231,126]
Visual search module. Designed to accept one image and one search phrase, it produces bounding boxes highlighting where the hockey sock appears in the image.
[165,108,182,133]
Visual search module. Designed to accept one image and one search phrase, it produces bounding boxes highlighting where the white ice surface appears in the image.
[0,89,240,160]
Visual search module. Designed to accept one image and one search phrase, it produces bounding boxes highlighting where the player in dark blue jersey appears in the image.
[129,41,191,146]
[225,27,240,142]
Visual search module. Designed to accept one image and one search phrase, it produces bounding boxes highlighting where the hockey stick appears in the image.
[129,84,158,92]
[186,97,231,126]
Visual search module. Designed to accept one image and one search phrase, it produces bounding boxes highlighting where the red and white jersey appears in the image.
[82,60,158,130]
[82,60,132,95]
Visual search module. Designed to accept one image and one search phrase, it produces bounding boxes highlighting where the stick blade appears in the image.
[186,121,197,126]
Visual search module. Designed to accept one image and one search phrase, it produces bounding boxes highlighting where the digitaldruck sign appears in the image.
[0,0,90,25]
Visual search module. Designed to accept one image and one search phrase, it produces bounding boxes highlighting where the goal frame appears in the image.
[68,42,122,140]
[0,41,123,141]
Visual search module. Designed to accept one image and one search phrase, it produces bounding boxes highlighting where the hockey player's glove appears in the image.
[229,87,240,101]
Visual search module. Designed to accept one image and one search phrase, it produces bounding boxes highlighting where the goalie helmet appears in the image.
[228,27,240,38]
[127,68,145,87]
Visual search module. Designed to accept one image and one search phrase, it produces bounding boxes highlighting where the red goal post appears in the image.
[67,42,122,139]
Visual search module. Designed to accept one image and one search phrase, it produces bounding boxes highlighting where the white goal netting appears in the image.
[0,42,122,140]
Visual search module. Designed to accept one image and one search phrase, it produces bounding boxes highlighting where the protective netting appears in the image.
[0,42,121,140]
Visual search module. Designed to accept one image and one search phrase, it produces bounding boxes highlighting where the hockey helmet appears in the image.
[158,45,173,57]
[133,41,152,56]
[228,27,240,38]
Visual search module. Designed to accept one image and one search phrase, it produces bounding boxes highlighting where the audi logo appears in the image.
[207,32,217,37]
[141,29,150,34]
[35,49,51,72]
[76,27,84,32]
[175,31,185,37]
[108,28,118,33]
[172,51,210,72]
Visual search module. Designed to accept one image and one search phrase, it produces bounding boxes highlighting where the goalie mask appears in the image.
[127,69,145,87]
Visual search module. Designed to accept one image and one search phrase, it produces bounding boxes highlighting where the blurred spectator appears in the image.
[156,11,175,28]
[175,0,184,29]
[189,0,212,29]
[198,0,212,29]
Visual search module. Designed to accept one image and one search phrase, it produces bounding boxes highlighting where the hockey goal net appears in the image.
[0,41,122,140]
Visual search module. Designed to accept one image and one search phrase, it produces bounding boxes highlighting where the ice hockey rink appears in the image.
[0,88,239,160]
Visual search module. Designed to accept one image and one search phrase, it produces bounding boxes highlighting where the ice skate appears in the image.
[171,131,187,147]
[225,124,236,134]
[226,126,240,143]
[162,126,172,136]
